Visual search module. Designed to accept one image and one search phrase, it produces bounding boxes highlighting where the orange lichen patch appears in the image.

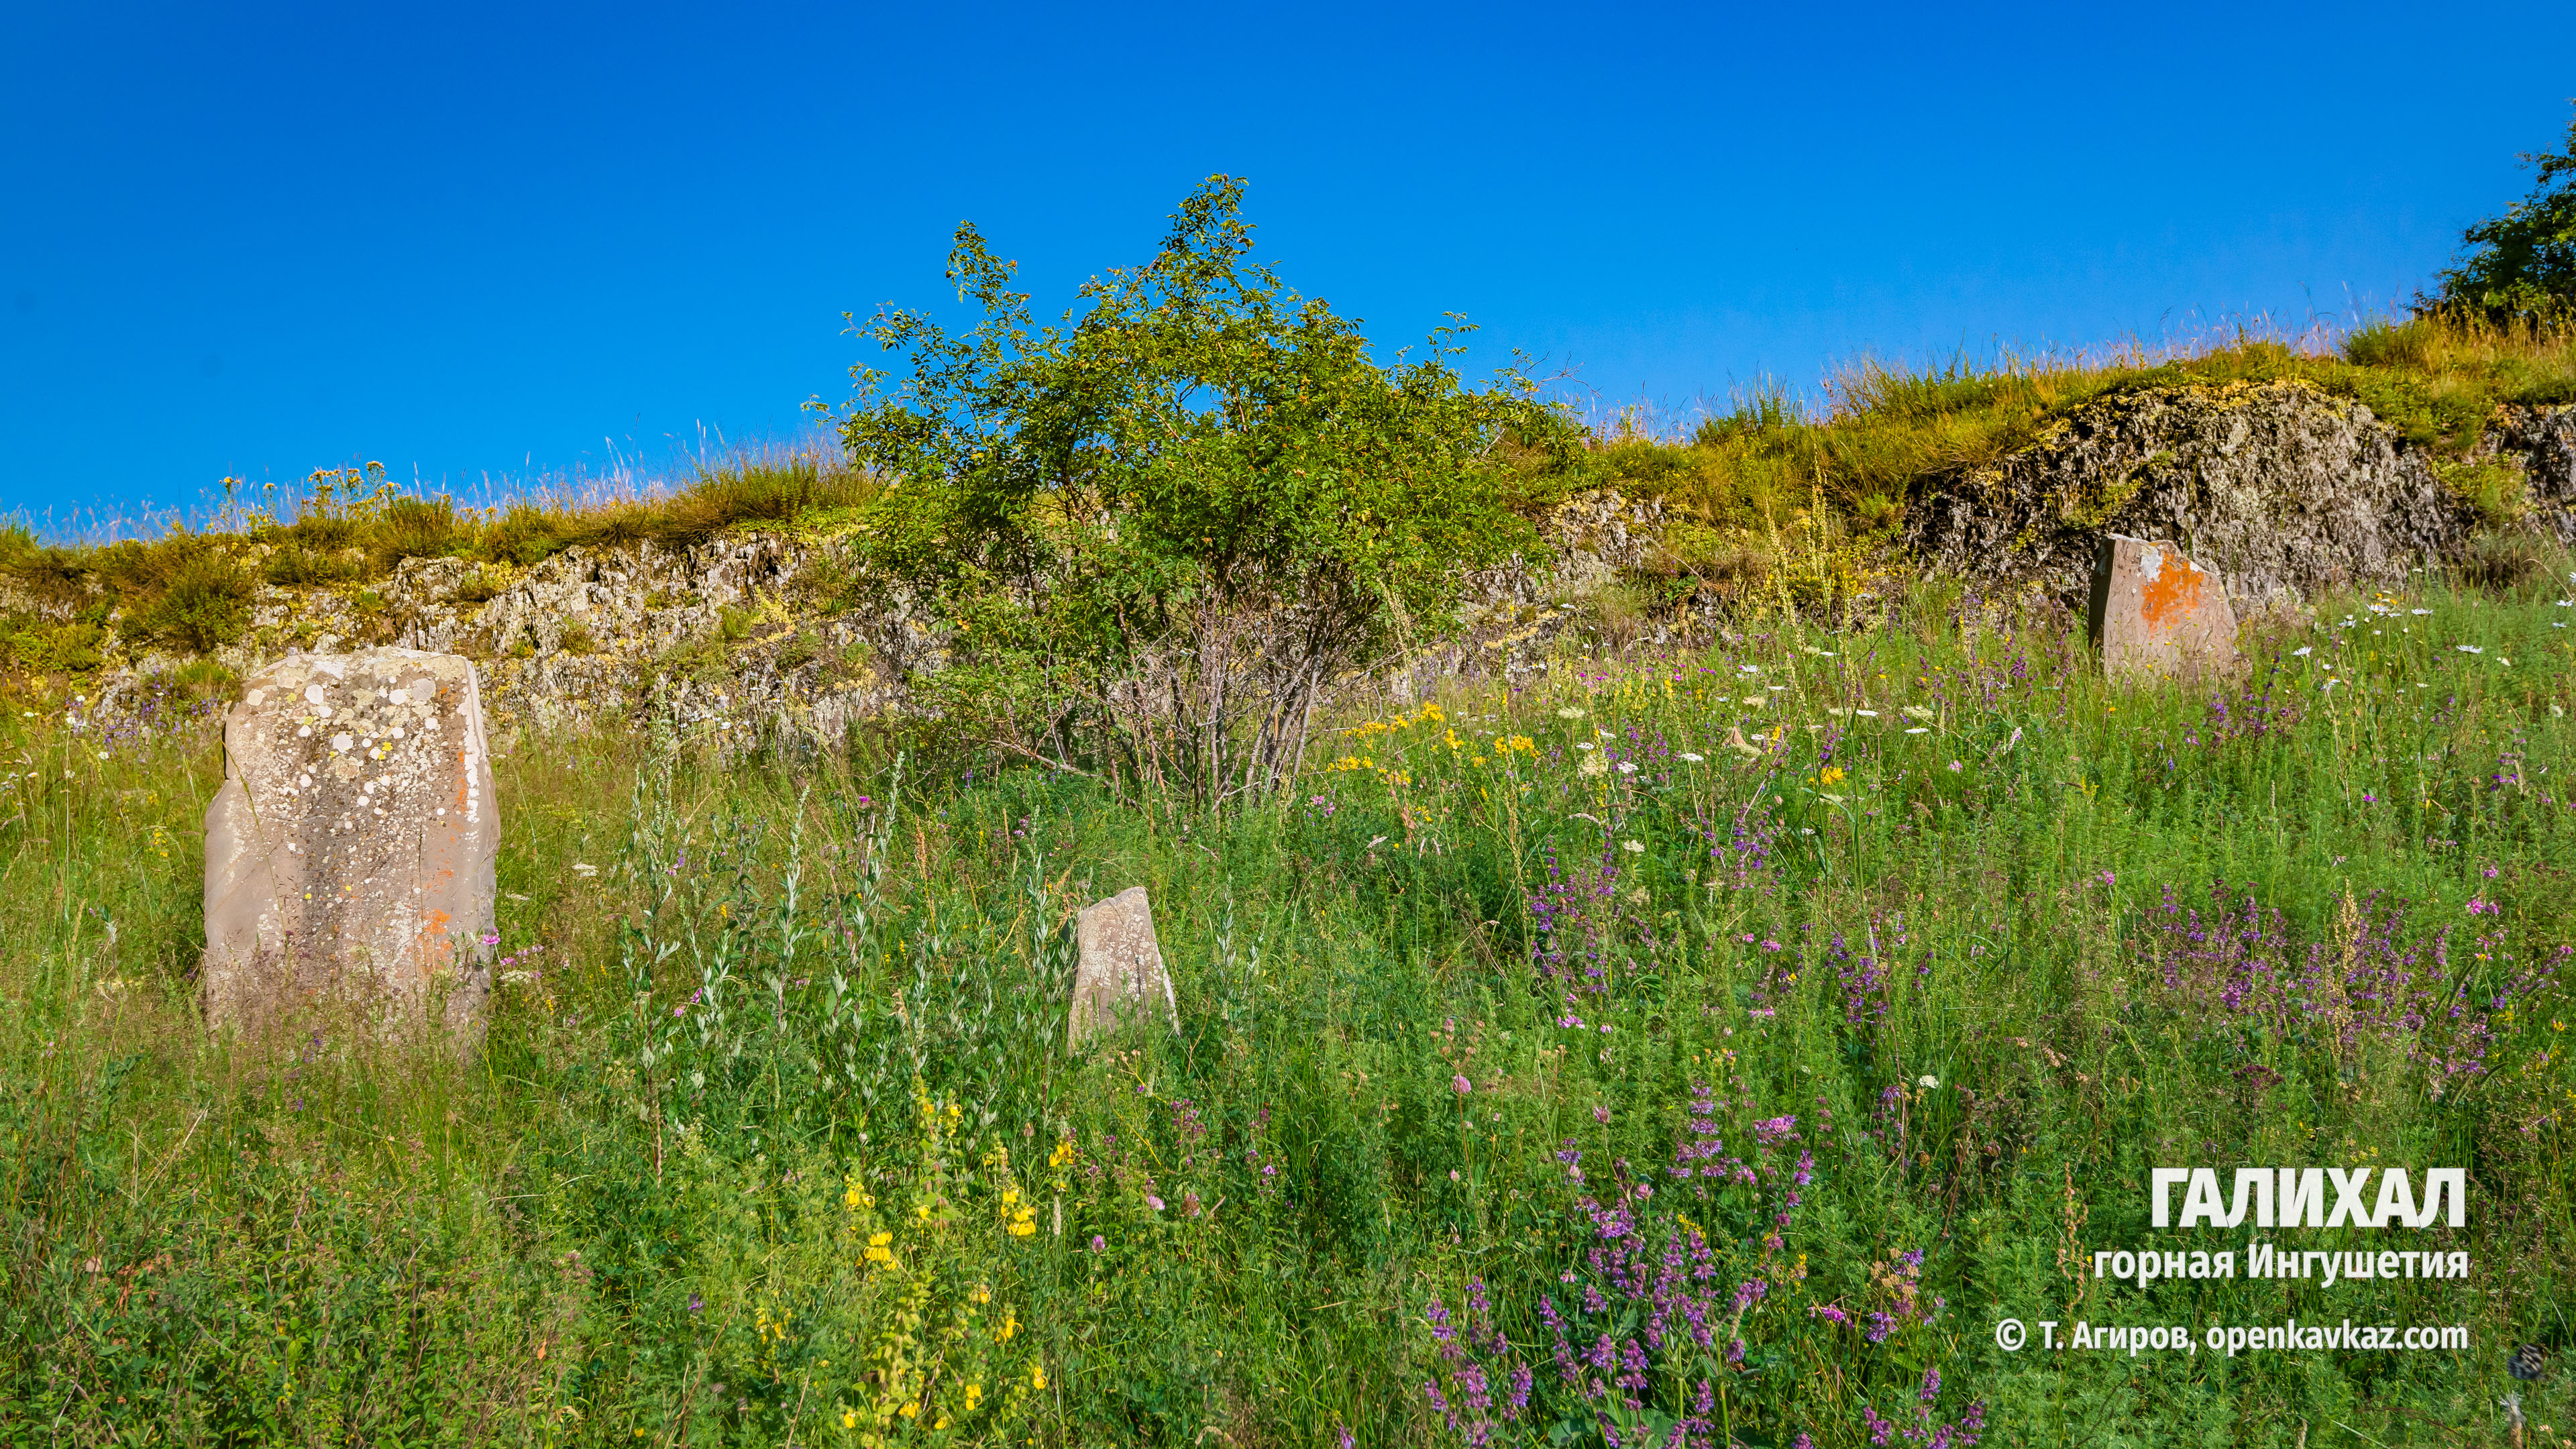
[2138,553,2206,636]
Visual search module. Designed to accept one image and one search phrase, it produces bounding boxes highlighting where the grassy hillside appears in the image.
[4,555,2571,1444]
[7,312,2574,708]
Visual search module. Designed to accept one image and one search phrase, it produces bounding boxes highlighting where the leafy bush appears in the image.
[134,549,255,653]
[2428,103,2576,323]
[1,614,103,673]
[830,176,1574,801]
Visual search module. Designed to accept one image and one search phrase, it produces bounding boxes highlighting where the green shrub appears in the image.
[281,508,363,553]
[2,614,103,674]
[2434,455,2531,525]
[135,551,254,653]
[2426,103,2576,322]
[168,655,238,700]
[833,176,1573,801]
[262,543,357,586]
[370,495,468,572]
[482,502,570,566]
[0,525,89,606]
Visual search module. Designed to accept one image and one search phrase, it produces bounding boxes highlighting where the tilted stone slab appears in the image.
[2086,535,2241,683]
[201,648,498,1037]
[1067,887,1178,1049]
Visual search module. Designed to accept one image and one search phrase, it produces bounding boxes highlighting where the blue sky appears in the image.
[4,1,2572,527]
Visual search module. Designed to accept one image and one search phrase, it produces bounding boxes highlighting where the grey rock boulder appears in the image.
[1068,887,1179,1049]
[1910,381,2474,610]
[201,647,499,1038]
[2487,404,2576,541]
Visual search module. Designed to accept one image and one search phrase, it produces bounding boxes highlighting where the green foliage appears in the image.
[2432,455,2532,527]
[262,540,360,586]
[369,494,469,572]
[6,567,2575,1442]
[1,613,103,674]
[167,655,239,700]
[0,523,90,606]
[2429,104,2576,322]
[830,176,1574,800]
[1592,312,2576,613]
[132,547,255,654]
[452,564,507,603]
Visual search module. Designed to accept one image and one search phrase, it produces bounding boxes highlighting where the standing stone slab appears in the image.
[1067,887,1178,1049]
[201,648,498,1038]
[2086,535,2241,683]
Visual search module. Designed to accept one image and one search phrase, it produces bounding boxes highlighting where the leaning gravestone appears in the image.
[2086,535,2241,683]
[1067,887,1179,1049]
[201,647,499,1038]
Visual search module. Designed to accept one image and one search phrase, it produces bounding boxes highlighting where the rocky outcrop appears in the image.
[360,536,937,747]
[42,392,2571,748]
[1907,381,2477,610]
[2487,404,2576,539]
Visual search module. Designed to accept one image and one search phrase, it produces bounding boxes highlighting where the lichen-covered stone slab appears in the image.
[2086,535,2241,683]
[201,647,498,1037]
[1068,887,1178,1049]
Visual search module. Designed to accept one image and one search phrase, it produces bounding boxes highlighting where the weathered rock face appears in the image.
[201,648,498,1038]
[2086,535,2241,682]
[1909,382,2475,610]
[2488,405,2576,540]
[369,536,934,747]
[1067,887,1179,1049]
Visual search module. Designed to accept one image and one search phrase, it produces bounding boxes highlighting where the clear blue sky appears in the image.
[5,1,2572,526]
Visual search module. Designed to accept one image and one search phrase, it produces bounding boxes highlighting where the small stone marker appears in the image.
[1067,887,1179,1049]
[201,647,499,1038]
[2086,535,2241,682]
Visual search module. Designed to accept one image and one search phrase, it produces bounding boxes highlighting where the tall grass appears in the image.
[1607,312,2576,603]
[3,556,2570,1444]
[1,437,876,613]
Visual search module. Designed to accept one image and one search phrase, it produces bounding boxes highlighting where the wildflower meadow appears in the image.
[2,567,2571,1446]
